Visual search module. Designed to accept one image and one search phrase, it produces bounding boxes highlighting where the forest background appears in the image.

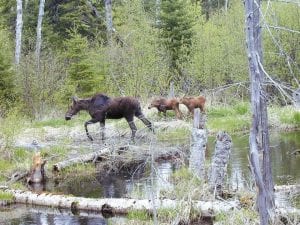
[0,0,299,118]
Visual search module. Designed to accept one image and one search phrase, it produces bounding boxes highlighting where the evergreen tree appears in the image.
[160,0,194,81]
[46,0,106,41]
[0,28,17,113]
[63,29,105,98]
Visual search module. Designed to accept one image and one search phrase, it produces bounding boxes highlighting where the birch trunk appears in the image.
[15,0,23,65]
[189,109,207,179]
[35,0,45,67]
[3,189,239,215]
[209,131,232,195]
[104,0,114,40]
[244,0,274,223]
[155,0,161,26]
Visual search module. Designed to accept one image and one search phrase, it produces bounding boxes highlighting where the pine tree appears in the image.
[63,29,105,98]
[0,28,17,113]
[160,0,194,80]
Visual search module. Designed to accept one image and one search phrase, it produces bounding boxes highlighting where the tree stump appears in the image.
[189,108,207,179]
[209,131,232,195]
[27,152,46,184]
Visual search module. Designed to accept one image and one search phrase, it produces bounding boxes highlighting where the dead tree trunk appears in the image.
[53,148,110,172]
[244,0,275,224]
[27,152,46,184]
[35,0,45,67]
[209,131,232,195]
[189,108,207,179]
[15,0,23,65]
[104,0,114,41]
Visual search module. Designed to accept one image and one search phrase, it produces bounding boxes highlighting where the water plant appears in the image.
[0,191,14,201]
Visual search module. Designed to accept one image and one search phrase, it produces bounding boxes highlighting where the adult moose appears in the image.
[179,96,206,115]
[148,97,182,119]
[65,93,154,141]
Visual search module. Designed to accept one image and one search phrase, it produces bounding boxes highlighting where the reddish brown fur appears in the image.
[179,96,206,115]
[148,97,182,119]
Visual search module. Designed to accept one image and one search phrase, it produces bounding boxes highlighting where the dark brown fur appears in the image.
[179,96,206,115]
[65,93,153,141]
[148,97,182,119]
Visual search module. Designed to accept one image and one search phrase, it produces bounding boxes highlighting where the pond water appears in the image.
[1,131,299,224]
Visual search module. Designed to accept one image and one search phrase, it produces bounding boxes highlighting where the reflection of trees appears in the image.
[5,205,107,225]
[210,132,300,188]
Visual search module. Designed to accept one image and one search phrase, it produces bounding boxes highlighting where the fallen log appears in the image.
[274,184,300,195]
[3,189,239,216]
[52,147,111,172]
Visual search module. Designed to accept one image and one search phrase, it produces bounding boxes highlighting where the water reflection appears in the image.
[2,131,300,224]
[0,204,107,225]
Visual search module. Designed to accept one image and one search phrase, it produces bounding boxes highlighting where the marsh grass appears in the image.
[161,167,210,201]
[32,113,90,128]
[0,191,14,201]
[207,102,251,133]
[0,112,27,153]
[157,127,190,141]
[127,210,151,221]
[215,209,258,225]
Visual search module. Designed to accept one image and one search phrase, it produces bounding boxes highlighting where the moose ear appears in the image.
[72,96,79,103]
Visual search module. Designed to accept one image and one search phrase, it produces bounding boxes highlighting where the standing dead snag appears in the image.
[244,0,274,223]
[189,108,207,179]
[209,131,232,195]
[27,152,46,184]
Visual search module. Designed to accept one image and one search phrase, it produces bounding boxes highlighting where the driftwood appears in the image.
[53,147,110,172]
[275,184,300,195]
[189,108,207,179]
[2,189,239,216]
[209,131,232,195]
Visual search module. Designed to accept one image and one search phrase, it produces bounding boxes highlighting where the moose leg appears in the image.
[100,121,105,140]
[126,118,137,141]
[84,118,98,141]
[136,113,154,133]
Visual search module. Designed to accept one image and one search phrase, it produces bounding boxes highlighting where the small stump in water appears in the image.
[27,152,47,184]
[209,131,232,196]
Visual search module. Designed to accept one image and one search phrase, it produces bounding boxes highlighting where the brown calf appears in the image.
[148,97,183,119]
[179,96,206,115]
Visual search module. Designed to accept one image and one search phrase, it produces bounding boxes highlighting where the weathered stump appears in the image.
[209,131,232,195]
[189,108,207,179]
[27,152,46,184]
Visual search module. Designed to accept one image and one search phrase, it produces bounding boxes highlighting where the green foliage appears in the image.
[46,0,106,41]
[263,2,300,88]
[186,0,248,94]
[160,0,195,79]
[157,127,190,141]
[107,0,170,97]
[0,191,14,201]
[215,209,258,224]
[62,29,106,99]
[0,112,26,152]
[0,27,17,113]
[279,108,300,125]
[127,210,151,221]
[17,51,66,117]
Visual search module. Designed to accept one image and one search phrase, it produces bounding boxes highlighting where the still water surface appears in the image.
[1,131,299,224]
